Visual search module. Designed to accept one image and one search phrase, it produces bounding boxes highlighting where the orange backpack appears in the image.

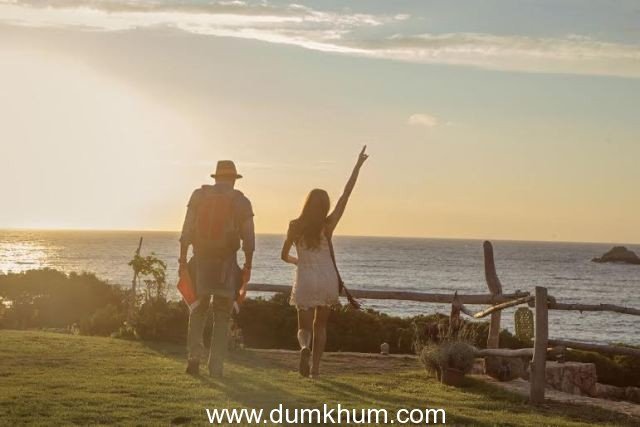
[193,186,240,256]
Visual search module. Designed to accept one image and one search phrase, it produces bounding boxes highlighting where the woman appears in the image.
[281,146,369,378]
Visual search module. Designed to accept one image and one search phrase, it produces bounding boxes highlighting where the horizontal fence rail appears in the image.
[546,302,640,316]
[246,283,530,305]
[548,339,640,358]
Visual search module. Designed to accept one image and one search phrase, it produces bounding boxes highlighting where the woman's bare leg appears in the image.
[311,306,331,377]
[297,308,314,376]
[297,308,314,349]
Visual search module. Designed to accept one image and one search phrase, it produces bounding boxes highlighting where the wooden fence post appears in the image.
[483,241,503,349]
[530,286,548,404]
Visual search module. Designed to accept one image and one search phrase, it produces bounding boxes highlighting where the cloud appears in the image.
[1,0,640,78]
[0,0,388,54]
[408,113,439,128]
[364,33,640,78]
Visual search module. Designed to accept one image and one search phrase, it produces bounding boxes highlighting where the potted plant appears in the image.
[420,340,475,386]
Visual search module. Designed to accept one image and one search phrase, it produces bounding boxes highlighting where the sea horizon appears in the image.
[3,227,639,247]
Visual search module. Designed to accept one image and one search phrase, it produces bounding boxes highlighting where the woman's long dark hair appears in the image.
[291,189,330,249]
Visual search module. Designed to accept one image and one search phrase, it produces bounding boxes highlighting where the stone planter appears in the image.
[595,384,640,403]
[440,368,465,386]
[545,361,597,396]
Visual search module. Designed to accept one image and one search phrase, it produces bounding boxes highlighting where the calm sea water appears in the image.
[1,230,638,345]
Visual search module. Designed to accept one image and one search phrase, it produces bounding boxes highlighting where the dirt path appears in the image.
[248,349,640,418]
[245,348,420,375]
[476,376,640,418]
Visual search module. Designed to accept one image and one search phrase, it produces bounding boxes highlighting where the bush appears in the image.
[444,341,476,373]
[134,299,188,343]
[565,349,640,388]
[412,314,527,353]
[79,304,127,336]
[419,342,441,376]
[235,293,298,349]
[0,269,126,330]
[235,293,419,353]
[419,340,476,375]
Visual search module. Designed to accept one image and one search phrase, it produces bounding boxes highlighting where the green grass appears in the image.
[0,330,637,426]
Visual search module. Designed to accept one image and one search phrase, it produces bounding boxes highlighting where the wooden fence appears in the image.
[452,242,640,404]
[246,240,640,405]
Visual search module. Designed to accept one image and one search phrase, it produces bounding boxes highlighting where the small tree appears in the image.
[128,252,167,302]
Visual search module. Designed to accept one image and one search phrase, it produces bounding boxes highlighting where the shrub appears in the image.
[111,322,138,340]
[419,340,476,375]
[0,269,126,330]
[235,293,419,354]
[79,304,127,336]
[444,341,476,373]
[565,349,640,388]
[419,342,442,376]
[134,299,188,343]
[412,314,527,353]
[129,252,167,302]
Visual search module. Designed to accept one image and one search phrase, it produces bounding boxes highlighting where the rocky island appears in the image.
[592,246,640,265]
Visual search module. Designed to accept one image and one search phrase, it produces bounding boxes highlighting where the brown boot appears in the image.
[186,359,200,375]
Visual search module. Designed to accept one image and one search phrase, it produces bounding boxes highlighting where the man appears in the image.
[179,160,255,377]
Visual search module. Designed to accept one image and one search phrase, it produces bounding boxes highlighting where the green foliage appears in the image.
[235,292,298,349]
[412,313,528,353]
[419,342,442,376]
[134,299,188,342]
[237,295,527,355]
[236,293,436,354]
[0,269,126,330]
[327,305,418,353]
[417,321,477,376]
[79,304,127,336]
[111,322,138,340]
[441,341,476,373]
[128,253,167,302]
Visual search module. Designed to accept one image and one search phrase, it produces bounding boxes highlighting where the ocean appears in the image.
[1,229,638,345]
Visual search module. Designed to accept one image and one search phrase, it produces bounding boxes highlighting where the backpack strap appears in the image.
[324,229,361,310]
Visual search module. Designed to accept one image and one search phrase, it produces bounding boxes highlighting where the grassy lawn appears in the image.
[0,330,637,426]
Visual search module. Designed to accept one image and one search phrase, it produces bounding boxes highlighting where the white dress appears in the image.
[290,235,340,309]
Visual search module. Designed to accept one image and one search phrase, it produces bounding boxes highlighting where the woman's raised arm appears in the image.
[326,146,369,235]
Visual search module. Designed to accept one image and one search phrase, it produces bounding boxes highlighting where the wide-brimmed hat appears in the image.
[211,160,242,179]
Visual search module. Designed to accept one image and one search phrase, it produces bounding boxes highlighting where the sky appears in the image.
[0,0,639,243]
